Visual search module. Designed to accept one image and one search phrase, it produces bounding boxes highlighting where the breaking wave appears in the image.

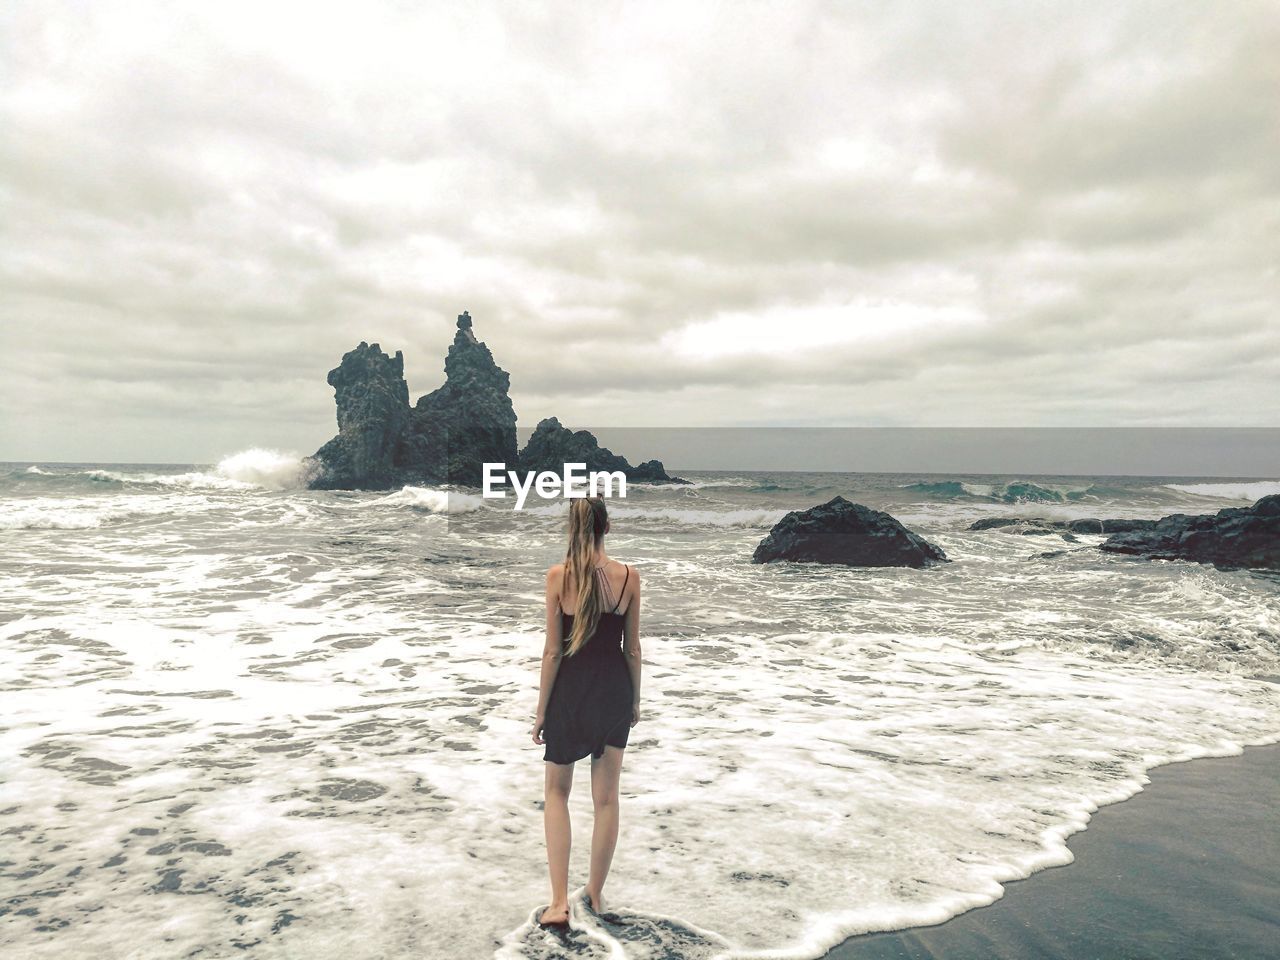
[0,496,203,530]
[20,449,317,492]
[1165,481,1280,502]
[519,502,784,527]
[606,505,786,527]
[900,480,1094,503]
[376,486,487,514]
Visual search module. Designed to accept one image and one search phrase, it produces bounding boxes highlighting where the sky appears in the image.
[2,0,1278,465]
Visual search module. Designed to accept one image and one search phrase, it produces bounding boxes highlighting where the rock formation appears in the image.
[307,311,679,491]
[1098,495,1280,570]
[517,417,687,485]
[306,342,411,490]
[306,312,516,489]
[405,311,518,486]
[752,496,948,568]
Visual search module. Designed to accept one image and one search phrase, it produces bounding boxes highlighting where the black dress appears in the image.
[542,564,634,765]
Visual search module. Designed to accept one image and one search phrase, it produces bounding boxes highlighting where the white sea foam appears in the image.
[2,593,1276,959]
[895,480,1096,502]
[93,468,260,491]
[77,448,317,491]
[661,477,758,490]
[1164,480,1280,502]
[377,485,487,514]
[24,464,52,474]
[213,447,317,489]
[520,503,786,527]
[2,470,1279,959]
[613,505,786,527]
[0,495,197,530]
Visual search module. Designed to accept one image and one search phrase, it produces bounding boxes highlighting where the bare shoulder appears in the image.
[621,561,641,590]
[545,562,564,586]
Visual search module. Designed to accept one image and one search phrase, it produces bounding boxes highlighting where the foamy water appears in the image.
[1164,480,1280,502]
[1,454,1278,958]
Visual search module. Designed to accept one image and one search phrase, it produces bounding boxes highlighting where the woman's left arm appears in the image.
[531,566,564,744]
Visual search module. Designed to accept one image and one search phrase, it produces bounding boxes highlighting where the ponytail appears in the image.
[563,497,608,657]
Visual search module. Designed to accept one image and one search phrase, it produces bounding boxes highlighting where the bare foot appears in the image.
[583,889,606,913]
[538,901,569,927]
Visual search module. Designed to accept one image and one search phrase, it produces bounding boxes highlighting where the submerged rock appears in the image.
[969,517,1157,534]
[305,342,411,491]
[1032,549,1071,560]
[1099,495,1280,571]
[752,496,948,568]
[517,417,688,484]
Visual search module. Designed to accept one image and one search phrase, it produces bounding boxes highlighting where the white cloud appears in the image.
[2,0,1278,462]
[662,299,986,359]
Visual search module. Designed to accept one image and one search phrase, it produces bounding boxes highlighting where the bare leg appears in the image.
[542,760,574,923]
[584,745,625,911]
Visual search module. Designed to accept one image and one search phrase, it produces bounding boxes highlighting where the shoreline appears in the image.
[824,741,1280,960]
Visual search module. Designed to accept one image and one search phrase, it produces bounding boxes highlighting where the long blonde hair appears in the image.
[562,496,609,657]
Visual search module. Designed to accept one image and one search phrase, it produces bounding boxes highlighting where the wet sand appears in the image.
[825,742,1280,960]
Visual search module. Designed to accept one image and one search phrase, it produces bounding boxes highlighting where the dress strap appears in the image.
[613,564,630,613]
[594,566,616,612]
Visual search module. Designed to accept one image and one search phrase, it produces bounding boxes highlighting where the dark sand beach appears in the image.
[826,742,1280,960]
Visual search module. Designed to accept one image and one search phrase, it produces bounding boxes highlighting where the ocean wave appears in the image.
[5,464,113,484]
[86,469,125,484]
[5,460,1280,960]
[212,448,319,490]
[518,501,784,526]
[675,477,760,490]
[900,480,980,498]
[84,468,258,491]
[1164,481,1280,502]
[1,509,111,530]
[27,449,318,492]
[376,486,487,514]
[1002,481,1071,503]
[0,496,186,530]
[609,505,785,527]
[900,480,1094,503]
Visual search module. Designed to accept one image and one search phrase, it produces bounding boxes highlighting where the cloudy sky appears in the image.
[2,0,1277,464]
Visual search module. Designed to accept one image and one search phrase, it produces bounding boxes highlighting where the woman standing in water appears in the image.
[531,496,642,928]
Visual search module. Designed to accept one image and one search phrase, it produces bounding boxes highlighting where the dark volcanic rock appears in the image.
[405,311,518,486]
[633,459,686,484]
[306,312,519,490]
[517,417,688,485]
[307,311,692,490]
[968,517,1023,531]
[305,342,411,490]
[752,496,948,568]
[1099,495,1280,571]
[969,517,1157,534]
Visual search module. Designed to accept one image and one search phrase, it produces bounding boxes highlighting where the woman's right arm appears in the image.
[623,566,642,724]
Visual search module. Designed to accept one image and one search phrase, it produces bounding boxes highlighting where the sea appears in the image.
[2,450,1278,959]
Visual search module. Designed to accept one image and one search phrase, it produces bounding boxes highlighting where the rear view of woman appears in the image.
[531,496,642,928]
